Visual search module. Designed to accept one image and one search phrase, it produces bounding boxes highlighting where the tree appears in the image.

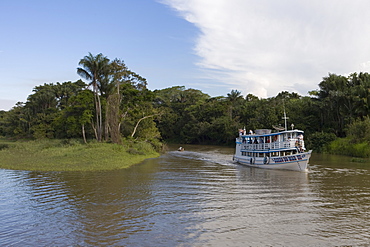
[350,72,370,119]
[316,73,365,136]
[55,89,95,142]
[346,116,370,143]
[104,59,149,143]
[120,85,161,141]
[227,89,244,119]
[77,53,110,142]
[153,86,210,142]
[1,102,31,138]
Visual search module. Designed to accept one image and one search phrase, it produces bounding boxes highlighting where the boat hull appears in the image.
[233,150,312,172]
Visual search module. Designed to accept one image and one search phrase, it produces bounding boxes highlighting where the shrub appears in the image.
[306,132,337,152]
[352,142,370,158]
[346,117,370,143]
[327,138,370,158]
[126,148,144,155]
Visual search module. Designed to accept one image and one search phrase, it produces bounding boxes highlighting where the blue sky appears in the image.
[0,0,202,110]
[2,0,370,110]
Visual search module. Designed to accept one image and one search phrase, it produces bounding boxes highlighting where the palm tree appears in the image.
[77,53,110,142]
[227,90,243,119]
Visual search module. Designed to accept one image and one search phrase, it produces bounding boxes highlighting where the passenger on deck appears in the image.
[239,129,244,136]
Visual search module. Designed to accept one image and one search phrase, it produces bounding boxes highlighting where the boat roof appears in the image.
[242,129,304,138]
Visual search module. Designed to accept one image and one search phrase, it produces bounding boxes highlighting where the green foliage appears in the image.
[152,79,370,149]
[326,138,370,158]
[346,116,370,143]
[1,80,87,139]
[153,86,211,143]
[54,89,95,139]
[1,53,162,145]
[323,117,370,158]
[1,103,31,138]
[2,52,370,159]
[306,132,338,153]
[315,72,370,136]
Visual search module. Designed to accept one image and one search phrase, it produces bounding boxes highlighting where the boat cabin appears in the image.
[236,129,306,159]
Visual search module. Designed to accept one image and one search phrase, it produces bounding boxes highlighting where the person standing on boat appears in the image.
[259,137,264,143]
[297,134,305,152]
[239,129,244,136]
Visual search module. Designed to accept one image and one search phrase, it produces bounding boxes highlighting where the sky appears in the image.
[1,0,370,110]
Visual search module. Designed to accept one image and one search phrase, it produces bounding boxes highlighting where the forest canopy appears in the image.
[1,53,370,157]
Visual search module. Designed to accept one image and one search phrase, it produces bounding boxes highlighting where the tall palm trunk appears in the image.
[82,124,87,144]
[92,81,103,142]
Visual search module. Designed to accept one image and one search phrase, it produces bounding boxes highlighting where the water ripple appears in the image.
[2,150,370,246]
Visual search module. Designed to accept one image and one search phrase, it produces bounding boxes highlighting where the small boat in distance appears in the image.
[233,128,312,171]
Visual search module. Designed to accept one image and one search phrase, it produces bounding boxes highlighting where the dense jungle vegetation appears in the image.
[1,53,370,157]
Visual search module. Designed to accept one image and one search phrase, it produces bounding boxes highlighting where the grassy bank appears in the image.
[325,138,370,158]
[0,139,160,172]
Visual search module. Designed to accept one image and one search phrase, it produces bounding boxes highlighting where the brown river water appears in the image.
[1,144,370,246]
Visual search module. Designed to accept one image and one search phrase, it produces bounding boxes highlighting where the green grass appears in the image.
[326,137,370,158]
[0,138,160,172]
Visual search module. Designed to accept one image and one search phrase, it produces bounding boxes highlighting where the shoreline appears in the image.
[0,139,160,172]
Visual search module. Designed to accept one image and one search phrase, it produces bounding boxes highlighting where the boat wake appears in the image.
[168,150,235,167]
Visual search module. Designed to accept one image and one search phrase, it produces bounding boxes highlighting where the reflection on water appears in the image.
[1,146,370,246]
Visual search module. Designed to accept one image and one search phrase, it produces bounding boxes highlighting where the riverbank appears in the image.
[0,139,160,171]
[325,138,370,158]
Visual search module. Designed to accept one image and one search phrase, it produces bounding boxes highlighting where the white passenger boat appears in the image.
[233,128,312,171]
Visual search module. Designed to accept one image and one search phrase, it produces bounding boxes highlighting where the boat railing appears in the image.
[239,139,298,151]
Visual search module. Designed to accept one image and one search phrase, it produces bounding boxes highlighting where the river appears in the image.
[1,145,370,246]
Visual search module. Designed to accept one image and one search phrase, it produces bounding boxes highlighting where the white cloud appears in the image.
[360,61,370,69]
[161,0,370,97]
[0,99,17,111]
